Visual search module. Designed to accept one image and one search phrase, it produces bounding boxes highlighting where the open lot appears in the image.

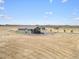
[0,26,79,59]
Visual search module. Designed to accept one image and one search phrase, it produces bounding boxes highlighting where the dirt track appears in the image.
[0,30,79,59]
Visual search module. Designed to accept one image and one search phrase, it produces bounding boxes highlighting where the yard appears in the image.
[0,27,79,59]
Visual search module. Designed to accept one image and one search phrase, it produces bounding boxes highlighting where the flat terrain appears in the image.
[0,27,79,59]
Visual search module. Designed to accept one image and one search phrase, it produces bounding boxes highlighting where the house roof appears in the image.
[18,25,41,29]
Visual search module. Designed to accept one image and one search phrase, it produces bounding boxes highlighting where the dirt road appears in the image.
[0,29,79,59]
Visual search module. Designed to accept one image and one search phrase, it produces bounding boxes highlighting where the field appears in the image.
[0,26,79,59]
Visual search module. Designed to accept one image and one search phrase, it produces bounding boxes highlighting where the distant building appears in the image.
[1,25,79,34]
[18,26,44,34]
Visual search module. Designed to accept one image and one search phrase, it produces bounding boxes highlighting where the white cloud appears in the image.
[4,16,12,19]
[45,12,49,14]
[0,15,12,19]
[72,8,79,16]
[0,0,12,20]
[74,17,79,20]
[70,8,79,20]
[72,12,77,16]
[61,0,68,3]
[0,0,5,10]
[49,11,53,15]
[45,11,53,15]
[0,6,4,10]
[0,0,4,4]
[49,0,53,4]
[0,14,3,17]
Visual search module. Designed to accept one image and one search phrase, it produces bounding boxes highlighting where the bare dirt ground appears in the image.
[0,27,79,59]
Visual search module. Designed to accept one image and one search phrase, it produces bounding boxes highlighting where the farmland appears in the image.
[0,26,79,59]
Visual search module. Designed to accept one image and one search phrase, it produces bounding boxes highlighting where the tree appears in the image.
[33,27,41,34]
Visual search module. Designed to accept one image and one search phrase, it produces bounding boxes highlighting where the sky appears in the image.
[0,0,79,25]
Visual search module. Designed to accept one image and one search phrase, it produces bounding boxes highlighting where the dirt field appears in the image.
[0,27,79,59]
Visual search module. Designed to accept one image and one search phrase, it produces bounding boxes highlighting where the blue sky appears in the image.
[0,0,79,25]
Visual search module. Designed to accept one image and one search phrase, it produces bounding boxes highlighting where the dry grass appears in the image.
[0,27,79,59]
